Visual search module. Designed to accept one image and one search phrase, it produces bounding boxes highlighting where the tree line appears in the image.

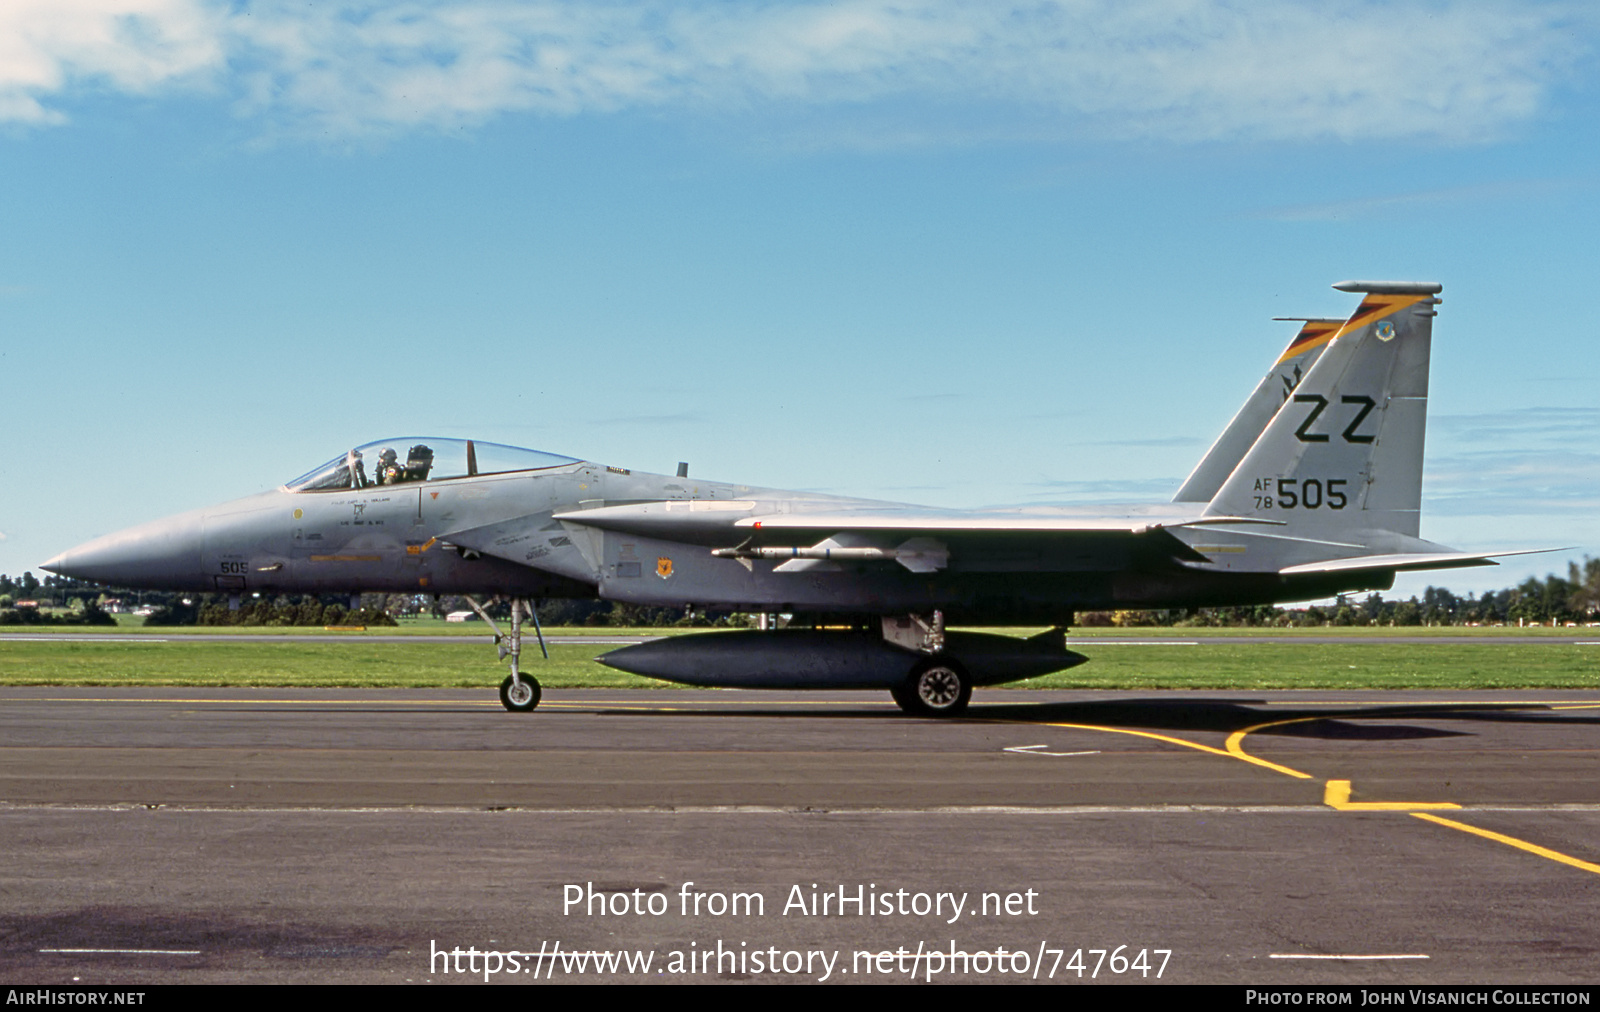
[1083,558,1600,627]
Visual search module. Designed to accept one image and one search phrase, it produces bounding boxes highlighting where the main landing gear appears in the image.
[882,611,973,718]
[467,597,547,712]
[891,659,973,717]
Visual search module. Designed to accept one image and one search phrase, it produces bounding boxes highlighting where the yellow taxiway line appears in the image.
[1322,779,1459,811]
[1411,812,1600,875]
[18,690,1600,877]
[1037,721,1303,774]
[1223,716,1320,779]
[1188,707,1600,877]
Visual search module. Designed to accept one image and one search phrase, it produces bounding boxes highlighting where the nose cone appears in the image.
[41,507,209,590]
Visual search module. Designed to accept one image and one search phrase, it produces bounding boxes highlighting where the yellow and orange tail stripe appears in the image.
[1274,319,1343,365]
[1275,294,1432,366]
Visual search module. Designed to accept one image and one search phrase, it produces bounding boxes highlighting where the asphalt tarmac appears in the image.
[1,687,1597,985]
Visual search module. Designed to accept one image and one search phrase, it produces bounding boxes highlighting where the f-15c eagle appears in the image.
[44,281,1539,715]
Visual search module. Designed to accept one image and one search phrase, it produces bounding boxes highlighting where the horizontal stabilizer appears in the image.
[1279,548,1560,576]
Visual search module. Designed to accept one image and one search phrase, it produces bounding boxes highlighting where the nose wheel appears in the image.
[500,674,542,712]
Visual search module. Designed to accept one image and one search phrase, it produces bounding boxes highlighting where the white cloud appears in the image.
[1425,407,1600,518]
[0,0,223,122]
[1432,406,1600,442]
[1,1,1590,143]
[1426,451,1600,516]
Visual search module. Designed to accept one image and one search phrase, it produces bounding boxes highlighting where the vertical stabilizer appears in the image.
[1204,281,1441,544]
[1174,318,1341,503]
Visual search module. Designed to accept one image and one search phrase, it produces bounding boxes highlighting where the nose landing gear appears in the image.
[467,596,546,712]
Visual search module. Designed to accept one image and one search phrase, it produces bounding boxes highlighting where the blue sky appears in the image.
[2,0,1597,599]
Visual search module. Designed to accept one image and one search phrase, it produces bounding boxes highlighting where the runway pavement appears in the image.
[0,687,1596,985]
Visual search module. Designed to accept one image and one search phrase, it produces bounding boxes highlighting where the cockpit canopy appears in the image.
[286,438,579,492]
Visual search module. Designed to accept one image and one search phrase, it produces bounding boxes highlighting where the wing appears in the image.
[543,500,1285,573]
[551,501,1273,537]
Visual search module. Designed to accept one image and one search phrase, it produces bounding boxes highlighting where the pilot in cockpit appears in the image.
[375,447,401,485]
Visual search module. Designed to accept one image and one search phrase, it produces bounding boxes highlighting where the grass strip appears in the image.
[1,641,1595,690]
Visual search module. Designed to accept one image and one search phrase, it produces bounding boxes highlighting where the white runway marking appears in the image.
[1004,744,1102,756]
[1065,640,1199,646]
[1269,953,1429,960]
[0,635,168,642]
[39,947,202,955]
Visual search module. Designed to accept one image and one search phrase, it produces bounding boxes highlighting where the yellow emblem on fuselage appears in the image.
[656,557,673,579]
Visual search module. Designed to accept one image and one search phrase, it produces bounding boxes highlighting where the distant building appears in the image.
[445,610,478,623]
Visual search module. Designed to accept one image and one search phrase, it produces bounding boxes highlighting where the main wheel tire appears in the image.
[898,660,972,717]
[888,682,916,712]
[499,674,541,712]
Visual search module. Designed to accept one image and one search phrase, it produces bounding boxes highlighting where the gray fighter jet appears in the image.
[43,281,1539,715]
